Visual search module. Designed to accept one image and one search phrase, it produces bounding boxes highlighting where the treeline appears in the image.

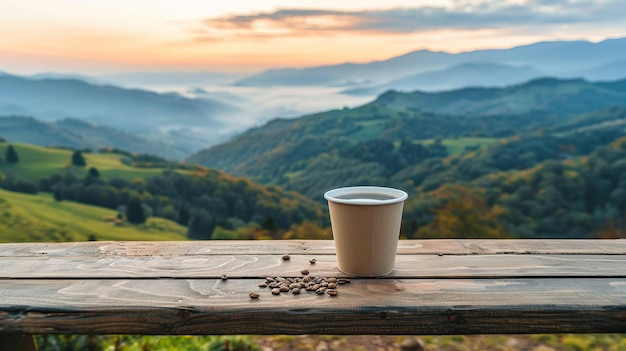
[37,170,324,239]
[402,134,626,239]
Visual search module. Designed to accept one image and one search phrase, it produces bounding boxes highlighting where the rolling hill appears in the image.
[0,116,191,160]
[0,187,188,243]
[0,73,241,150]
[186,78,626,205]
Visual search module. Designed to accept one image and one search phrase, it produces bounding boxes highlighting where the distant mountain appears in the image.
[345,62,546,95]
[0,73,237,131]
[0,116,189,160]
[234,37,626,88]
[0,73,242,150]
[29,72,104,85]
[374,77,626,117]
[97,71,245,89]
[578,59,626,81]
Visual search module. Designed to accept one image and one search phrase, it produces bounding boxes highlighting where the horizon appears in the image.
[1,0,625,75]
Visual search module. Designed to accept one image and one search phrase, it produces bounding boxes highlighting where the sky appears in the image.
[0,0,625,74]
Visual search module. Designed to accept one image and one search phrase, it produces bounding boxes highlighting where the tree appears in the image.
[126,197,146,224]
[71,150,86,167]
[88,167,100,178]
[416,185,508,239]
[177,205,190,226]
[187,210,215,239]
[53,186,63,202]
[6,144,18,163]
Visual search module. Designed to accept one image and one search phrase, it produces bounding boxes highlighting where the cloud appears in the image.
[194,0,622,40]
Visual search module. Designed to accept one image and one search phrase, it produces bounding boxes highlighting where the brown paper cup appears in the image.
[324,186,408,277]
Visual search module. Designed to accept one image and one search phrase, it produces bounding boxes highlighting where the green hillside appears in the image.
[0,141,326,241]
[187,79,626,201]
[0,143,183,182]
[0,188,187,243]
[375,77,626,117]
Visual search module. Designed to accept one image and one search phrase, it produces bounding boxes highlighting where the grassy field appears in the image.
[0,143,177,182]
[0,188,187,243]
[425,137,500,155]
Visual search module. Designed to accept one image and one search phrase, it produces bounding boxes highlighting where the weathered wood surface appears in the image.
[1,239,625,335]
[1,278,625,335]
[2,254,626,279]
[1,239,625,257]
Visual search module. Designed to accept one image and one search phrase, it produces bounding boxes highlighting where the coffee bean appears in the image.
[258,282,268,288]
[271,288,281,295]
[315,287,327,295]
[249,292,260,299]
[220,275,228,281]
[291,288,300,294]
[282,255,291,261]
[328,277,337,283]
[328,282,337,289]
[301,269,310,275]
[289,283,300,290]
[280,285,290,292]
[309,258,316,264]
[327,289,338,296]
[338,278,349,285]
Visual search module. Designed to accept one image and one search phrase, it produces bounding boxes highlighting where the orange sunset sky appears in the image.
[1,0,624,74]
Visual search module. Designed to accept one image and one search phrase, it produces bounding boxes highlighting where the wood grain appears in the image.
[1,254,625,279]
[1,278,625,335]
[1,239,625,257]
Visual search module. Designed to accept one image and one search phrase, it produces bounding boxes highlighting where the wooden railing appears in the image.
[1,239,625,350]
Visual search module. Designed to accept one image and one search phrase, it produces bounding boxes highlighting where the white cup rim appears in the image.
[324,186,408,205]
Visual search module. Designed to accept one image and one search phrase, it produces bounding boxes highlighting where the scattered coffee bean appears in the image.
[256,274,345,299]
[282,255,291,261]
[309,258,316,264]
[220,274,228,281]
[249,292,260,299]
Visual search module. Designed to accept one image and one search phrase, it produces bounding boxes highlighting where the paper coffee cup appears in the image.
[324,186,408,277]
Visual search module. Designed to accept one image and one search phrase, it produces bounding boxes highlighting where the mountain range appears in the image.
[235,37,626,93]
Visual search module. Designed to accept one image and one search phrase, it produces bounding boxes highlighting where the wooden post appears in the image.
[0,335,36,351]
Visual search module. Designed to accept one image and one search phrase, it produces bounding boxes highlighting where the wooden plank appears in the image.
[1,240,625,257]
[1,254,626,279]
[0,278,624,335]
